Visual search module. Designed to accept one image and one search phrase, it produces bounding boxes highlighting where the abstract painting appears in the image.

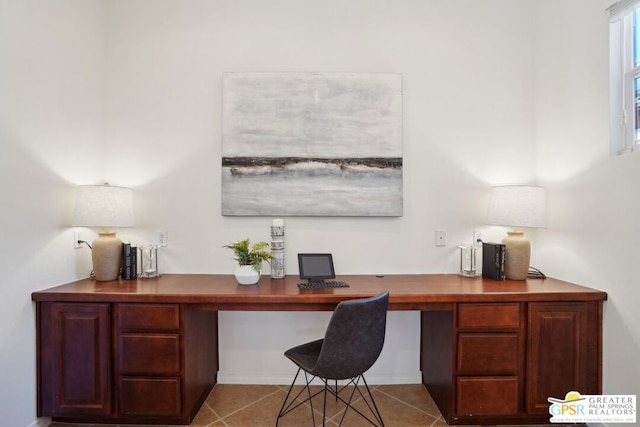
[221,72,403,216]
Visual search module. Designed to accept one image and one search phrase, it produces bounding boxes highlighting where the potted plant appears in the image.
[224,238,274,285]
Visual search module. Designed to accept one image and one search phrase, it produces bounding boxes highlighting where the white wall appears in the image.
[8,1,638,426]
[102,0,537,385]
[534,0,640,397]
[0,1,105,426]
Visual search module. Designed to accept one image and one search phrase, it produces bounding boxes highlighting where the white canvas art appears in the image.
[222,72,403,216]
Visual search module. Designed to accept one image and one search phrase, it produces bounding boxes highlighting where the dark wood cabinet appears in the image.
[454,303,525,420]
[422,303,526,425]
[36,300,217,425]
[115,303,184,421]
[33,274,605,426]
[423,300,603,425]
[526,301,602,415]
[37,302,112,417]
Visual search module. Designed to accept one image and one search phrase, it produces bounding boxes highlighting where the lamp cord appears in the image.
[527,266,546,279]
[77,239,92,250]
[77,240,95,278]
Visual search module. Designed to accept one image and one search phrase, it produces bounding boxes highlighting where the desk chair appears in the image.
[276,291,389,426]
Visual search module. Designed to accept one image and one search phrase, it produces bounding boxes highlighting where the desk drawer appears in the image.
[457,376,519,416]
[119,377,181,416]
[119,334,180,375]
[118,304,180,331]
[457,333,519,374]
[458,303,520,330]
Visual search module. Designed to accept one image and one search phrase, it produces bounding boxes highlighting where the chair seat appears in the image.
[284,338,323,371]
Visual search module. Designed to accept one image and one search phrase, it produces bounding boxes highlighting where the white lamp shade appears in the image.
[73,185,135,228]
[487,185,546,229]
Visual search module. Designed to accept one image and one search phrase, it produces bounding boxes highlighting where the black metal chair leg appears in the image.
[333,375,384,427]
[304,371,316,427]
[277,368,302,426]
[360,375,384,426]
[322,379,328,426]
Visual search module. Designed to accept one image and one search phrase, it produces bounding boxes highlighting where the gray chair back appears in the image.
[311,291,389,380]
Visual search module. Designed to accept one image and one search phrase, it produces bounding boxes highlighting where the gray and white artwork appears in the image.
[221,72,403,216]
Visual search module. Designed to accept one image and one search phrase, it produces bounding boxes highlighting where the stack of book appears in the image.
[482,242,505,280]
[121,242,137,280]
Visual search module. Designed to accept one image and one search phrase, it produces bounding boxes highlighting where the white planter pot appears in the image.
[234,265,260,285]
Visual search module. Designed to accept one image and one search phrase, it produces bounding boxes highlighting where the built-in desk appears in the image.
[32,274,607,425]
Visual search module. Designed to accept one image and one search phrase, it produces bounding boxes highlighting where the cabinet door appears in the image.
[526,302,601,415]
[38,302,112,417]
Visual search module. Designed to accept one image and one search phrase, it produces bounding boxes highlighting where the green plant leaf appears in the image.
[223,238,274,270]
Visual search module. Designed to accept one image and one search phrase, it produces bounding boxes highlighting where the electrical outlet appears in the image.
[73,231,82,249]
[435,229,446,247]
[158,231,168,247]
[473,230,483,244]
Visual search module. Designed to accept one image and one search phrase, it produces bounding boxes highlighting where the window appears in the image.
[610,0,640,154]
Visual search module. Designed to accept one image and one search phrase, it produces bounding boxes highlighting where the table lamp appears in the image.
[73,184,135,281]
[486,185,546,280]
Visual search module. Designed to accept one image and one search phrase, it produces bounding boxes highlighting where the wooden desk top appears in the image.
[31,274,607,311]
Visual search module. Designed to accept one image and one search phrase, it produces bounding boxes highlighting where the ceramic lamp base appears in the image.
[502,230,530,280]
[92,231,123,281]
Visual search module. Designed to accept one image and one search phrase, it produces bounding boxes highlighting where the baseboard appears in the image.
[27,418,51,427]
[216,371,422,385]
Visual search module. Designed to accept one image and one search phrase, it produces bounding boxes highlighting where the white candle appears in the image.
[272,218,284,227]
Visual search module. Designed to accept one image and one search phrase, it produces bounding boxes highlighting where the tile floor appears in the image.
[48,383,567,427]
